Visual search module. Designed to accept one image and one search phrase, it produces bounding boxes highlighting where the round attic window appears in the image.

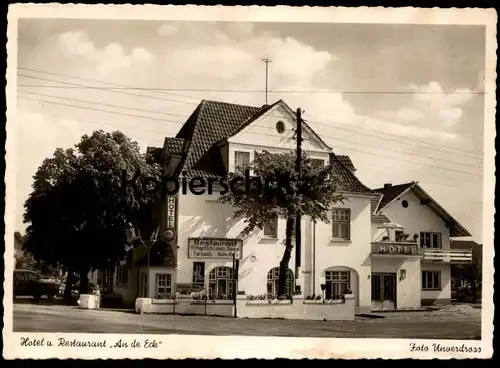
[402,200,409,208]
[276,121,285,134]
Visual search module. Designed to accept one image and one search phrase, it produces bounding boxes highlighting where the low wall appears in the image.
[150,299,233,317]
[138,295,355,321]
[238,295,355,321]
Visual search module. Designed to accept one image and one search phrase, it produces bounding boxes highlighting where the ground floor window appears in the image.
[116,265,128,286]
[267,267,294,297]
[325,271,350,300]
[208,266,234,300]
[155,273,172,299]
[98,268,114,293]
[422,271,441,290]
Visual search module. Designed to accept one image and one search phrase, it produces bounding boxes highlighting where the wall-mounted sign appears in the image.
[372,243,418,255]
[192,262,205,284]
[167,197,176,229]
[188,238,243,260]
[175,283,205,294]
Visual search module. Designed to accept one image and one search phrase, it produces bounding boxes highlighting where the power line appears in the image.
[305,119,482,158]
[41,112,478,189]
[17,74,200,106]
[16,84,486,95]
[18,90,483,170]
[18,67,201,101]
[18,96,185,124]
[18,91,188,119]
[18,95,483,177]
[29,112,180,137]
[18,69,483,158]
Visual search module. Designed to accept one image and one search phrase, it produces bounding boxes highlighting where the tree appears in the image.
[451,244,482,303]
[23,130,161,301]
[219,150,344,297]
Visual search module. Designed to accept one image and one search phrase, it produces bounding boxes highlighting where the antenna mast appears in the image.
[262,58,272,105]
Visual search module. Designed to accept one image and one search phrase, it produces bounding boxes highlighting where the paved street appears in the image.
[13,302,481,339]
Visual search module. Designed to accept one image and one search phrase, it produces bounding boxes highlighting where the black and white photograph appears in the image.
[4,4,496,360]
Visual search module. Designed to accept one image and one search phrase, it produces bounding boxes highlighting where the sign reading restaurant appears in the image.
[188,238,243,260]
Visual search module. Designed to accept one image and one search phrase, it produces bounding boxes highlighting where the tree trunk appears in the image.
[63,268,75,304]
[79,268,90,295]
[278,216,295,298]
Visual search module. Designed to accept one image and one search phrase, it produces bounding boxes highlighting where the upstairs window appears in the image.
[420,232,442,248]
[310,158,324,171]
[264,216,278,238]
[332,208,351,240]
[234,151,250,174]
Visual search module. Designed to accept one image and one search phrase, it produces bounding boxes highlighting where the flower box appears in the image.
[246,299,292,306]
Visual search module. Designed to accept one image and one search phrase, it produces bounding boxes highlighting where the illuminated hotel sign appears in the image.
[372,243,418,255]
[188,238,243,260]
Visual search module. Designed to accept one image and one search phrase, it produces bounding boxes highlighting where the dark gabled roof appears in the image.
[158,99,373,194]
[329,153,374,194]
[176,100,268,172]
[165,137,186,155]
[374,182,416,212]
[374,182,471,237]
[336,155,356,172]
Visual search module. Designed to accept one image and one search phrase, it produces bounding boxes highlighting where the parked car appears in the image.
[14,269,61,301]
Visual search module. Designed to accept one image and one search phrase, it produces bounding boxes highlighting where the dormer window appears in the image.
[234,151,250,174]
[310,159,324,171]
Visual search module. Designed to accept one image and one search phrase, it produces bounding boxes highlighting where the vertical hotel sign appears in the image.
[167,196,176,230]
[164,195,177,244]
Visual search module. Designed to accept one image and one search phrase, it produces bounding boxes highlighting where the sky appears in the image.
[15,19,486,242]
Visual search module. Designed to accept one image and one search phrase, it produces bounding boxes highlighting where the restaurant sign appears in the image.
[188,238,243,260]
[372,243,418,255]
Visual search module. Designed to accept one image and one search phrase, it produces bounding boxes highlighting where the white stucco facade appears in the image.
[111,100,468,313]
[377,188,454,306]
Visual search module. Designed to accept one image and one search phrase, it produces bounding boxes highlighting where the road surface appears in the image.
[13,303,481,339]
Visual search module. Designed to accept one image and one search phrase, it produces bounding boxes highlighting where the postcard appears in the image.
[3,4,496,359]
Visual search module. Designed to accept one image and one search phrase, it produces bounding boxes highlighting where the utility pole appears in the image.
[295,108,303,279]
[262,58,272,105]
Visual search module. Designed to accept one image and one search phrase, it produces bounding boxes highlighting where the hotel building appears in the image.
[112,99,472,313]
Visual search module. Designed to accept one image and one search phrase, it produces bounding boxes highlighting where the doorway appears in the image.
[371,273,397,310]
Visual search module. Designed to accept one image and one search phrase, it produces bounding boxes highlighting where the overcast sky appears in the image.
[15,19,485,242]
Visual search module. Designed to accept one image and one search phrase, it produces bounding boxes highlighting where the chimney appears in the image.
[384,183,392,188]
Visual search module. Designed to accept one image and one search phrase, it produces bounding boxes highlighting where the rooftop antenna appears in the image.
[262,58,272,105]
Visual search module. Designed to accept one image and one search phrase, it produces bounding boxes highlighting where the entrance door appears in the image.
[371,273,397,310]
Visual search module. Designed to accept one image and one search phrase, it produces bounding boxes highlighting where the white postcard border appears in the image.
[4,4,497,360]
